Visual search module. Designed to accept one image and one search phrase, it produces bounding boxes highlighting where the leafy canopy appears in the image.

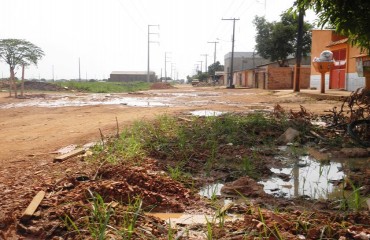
[297,0,370,53]
[0,39,44,69]
[253,12,313,66]
[207,61,224,76]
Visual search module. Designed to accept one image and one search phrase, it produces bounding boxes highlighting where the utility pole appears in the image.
[293,3,304,92]
[201,54,208,73]
[207,41,219,64]
[164,52,171,82]
[147,24,159,83]
[222,18,240,88]
[197,61,203,74]
[52,65,54,82]
[78,58,81,82]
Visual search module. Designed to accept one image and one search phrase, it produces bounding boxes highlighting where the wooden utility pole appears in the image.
[222,18,240,88]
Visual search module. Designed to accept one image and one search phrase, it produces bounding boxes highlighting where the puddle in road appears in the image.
[190,110,225,117]
[150,92,220,97]
[0,95,172,108]
[259,155,354,199]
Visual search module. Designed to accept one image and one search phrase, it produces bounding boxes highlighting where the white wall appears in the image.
[346,73,365,91]
[310,74,330,90]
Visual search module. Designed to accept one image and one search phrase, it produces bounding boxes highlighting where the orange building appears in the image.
[310,29,365,91]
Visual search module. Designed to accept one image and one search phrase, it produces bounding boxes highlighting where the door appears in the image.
[330,49,346,89]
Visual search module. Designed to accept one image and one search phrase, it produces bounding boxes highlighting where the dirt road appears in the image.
[0,85,363,239]
[0,85,340,165]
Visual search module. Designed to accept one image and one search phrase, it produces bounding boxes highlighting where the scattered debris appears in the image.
[20,191,45,222]
[221,176,266,197]
[277,127,300,144]
[53,148,85,162]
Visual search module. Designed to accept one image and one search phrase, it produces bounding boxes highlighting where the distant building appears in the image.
[109,71,157,82]
[224,52,270,73]
[221,52,311,89]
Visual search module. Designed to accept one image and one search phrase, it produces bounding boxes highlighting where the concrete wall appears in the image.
[346,73,365,91]
[310,74,330,90]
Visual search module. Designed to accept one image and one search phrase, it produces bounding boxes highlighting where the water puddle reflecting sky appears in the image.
[199,183,224,198]
[0,95,172,108]
[190,110,225,117]
[259,155,345,199]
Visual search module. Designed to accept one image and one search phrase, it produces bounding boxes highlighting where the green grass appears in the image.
[56,81,151,93]
[89,113,291,181]
[63,192,144,240]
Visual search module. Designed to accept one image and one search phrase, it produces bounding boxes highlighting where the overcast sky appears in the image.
[0,0,317,80]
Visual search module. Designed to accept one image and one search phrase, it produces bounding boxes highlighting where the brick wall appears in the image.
[267,67,293,89]
[296,66,311,89]
[266,66,311,89]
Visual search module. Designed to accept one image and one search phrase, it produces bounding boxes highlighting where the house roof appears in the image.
[111,71,155,75]
[326,38,348,47]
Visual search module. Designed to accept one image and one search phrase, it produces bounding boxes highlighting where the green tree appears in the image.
[253,12,313,66]
[297,0,370,53]
[192,71,209,82]
[207,61,224,76]
[0,39,44,97]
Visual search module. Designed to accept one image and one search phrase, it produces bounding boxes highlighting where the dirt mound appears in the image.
[7,159,197,239]
[24,81,67,91]
[150,82,176,90]
[0,80,67,91]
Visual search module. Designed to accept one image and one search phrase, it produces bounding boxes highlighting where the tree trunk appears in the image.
[9,67,14,97]
[11,67,18,98]
[21,64,25,97]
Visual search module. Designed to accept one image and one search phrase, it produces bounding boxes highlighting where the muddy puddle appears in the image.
[149,91,221,97]
[199,183,224,198]
[0,94,173,108]
[190,110,225,117]
[199,154,369,201]
[259,155,347,199]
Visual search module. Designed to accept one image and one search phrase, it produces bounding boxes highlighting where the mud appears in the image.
[0,85,368,239]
